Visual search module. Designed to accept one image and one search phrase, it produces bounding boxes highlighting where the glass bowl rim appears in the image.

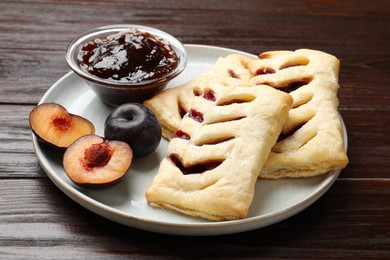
[65,24,188,88]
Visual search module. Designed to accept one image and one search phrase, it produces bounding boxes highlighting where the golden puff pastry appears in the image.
[144,49,349,179]
[248,49,349,178]
[145,83,292,221]
[144,54,256,139]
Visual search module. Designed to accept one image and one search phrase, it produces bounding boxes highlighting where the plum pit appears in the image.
[83,142,112,170]
[52,116,72,131]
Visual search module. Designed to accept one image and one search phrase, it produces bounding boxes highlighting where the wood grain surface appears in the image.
[1,0,389,259]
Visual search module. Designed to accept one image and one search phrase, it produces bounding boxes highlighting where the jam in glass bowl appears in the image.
[66,24,188,106]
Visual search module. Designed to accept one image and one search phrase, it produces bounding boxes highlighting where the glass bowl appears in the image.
[66,24,188,106]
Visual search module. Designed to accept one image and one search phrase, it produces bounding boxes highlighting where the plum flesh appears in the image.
[63,134,133,187]
[29,102,95,148]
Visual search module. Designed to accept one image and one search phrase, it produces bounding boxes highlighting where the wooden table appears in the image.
[1,0,389,258]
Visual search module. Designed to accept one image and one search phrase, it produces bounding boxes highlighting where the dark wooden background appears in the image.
[1,0,389,259]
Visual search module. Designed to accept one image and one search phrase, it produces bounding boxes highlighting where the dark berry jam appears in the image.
[193,89,202,96]
[228,69,239,78]
[255,67,275,75]
[277,121,307,142]
[259,78,311,93]
[281,81,308,93]
[203,90,216,102]
[168,154,223,175]
[188,109,204,123]
[174,129,190,140]
[77,29,179,83]
[218,98,253,106]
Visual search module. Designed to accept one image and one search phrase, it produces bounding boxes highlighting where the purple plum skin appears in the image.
[104,103,162,157]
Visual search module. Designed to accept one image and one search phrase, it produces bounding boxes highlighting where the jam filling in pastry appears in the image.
[145,83,292,221]
[144,54,256,140]
[146,81,292,221]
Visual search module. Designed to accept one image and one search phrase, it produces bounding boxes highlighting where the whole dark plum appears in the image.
[104,103,161,157]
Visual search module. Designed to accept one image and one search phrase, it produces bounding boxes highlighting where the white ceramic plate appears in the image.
[32,44,348,236]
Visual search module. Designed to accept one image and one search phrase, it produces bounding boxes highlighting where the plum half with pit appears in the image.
[29,102,95,149]
[104,103,162,157]
[63,134,133,187]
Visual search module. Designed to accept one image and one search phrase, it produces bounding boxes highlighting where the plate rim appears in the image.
[32,44,347,235]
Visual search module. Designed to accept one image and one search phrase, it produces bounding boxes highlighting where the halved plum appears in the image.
[63,134,133,187]
[29,102,95,148]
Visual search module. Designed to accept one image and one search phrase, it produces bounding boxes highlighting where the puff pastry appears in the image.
[145,83,292,221]
[248,49,348,178]
[144,54,256,139]
[144,49,349,179]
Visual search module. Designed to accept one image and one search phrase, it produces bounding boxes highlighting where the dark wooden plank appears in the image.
[0,178,388,259]
[339,109,390,179]
[1,0,389,258]
[0,49,68,104]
